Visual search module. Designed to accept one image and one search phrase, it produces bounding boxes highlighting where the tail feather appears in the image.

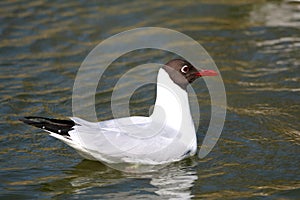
[20,116,75,136]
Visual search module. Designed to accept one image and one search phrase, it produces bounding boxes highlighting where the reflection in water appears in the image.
[150,161,198,199]
[250,1,300,28]
[41,159,198,199]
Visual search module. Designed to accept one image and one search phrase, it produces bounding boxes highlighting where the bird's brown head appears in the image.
[163,59,218,89]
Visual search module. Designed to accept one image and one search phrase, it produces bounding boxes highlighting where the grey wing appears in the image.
[68,117,190,164]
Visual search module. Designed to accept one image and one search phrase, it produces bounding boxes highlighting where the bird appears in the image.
[20,59,217,165]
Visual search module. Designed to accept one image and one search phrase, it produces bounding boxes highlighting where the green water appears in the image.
[0,0,299,199]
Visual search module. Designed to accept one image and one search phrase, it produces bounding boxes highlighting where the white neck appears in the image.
[151,68,196,145]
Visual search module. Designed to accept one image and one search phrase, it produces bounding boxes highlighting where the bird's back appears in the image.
[68,116,195,164]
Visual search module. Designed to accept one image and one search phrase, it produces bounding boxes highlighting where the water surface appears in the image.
[0,0,299,199]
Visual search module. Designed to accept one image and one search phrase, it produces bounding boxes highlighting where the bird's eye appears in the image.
[181,65,189,73]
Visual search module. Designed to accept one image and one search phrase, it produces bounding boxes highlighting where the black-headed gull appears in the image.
[21,59,217,165]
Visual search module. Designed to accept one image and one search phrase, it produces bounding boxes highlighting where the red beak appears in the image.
[195,69,218,77]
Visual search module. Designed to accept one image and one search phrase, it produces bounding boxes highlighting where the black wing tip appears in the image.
[19,116,54,125]
[19,116,39,124]
[20,116,75,137]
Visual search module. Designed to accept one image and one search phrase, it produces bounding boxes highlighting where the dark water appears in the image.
[1,0,300,199]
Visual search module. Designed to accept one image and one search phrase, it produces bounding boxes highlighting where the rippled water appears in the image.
[1,0,299,199]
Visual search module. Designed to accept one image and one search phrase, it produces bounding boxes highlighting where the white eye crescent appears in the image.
[181,65,189,73]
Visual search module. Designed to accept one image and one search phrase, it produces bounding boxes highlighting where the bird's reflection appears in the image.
[149,159,198,199]
[41,158,198,199]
